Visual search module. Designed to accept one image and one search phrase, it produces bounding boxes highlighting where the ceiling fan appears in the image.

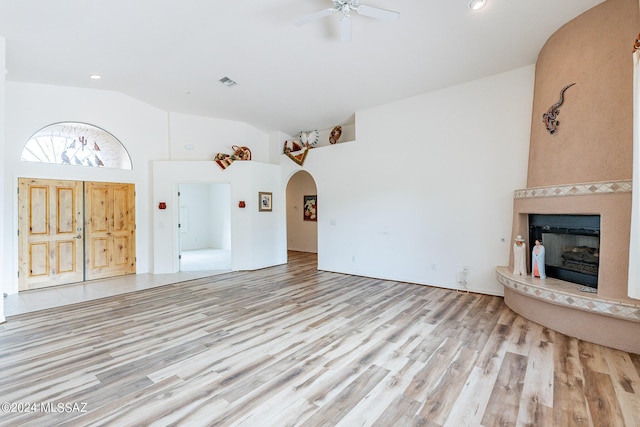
[294,0,400,42]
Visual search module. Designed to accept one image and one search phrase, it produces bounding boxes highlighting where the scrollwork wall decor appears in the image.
[542,83,575,135]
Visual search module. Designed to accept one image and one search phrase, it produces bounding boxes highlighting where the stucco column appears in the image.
[0,35,6,323]
[629,47,640,299]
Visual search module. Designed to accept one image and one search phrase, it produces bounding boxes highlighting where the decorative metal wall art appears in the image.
[542,83,575,135]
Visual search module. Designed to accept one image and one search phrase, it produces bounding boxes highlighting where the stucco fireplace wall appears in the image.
[503,0,640,354]
[527,0,637,187]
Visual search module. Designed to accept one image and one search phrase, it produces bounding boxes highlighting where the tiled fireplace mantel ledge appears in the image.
[514,179,631,199]
[496,266,640,323]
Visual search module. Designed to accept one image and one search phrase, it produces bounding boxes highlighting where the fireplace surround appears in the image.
[500,179,639,353]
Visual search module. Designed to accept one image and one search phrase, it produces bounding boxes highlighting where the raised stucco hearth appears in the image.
[498,267,640,323]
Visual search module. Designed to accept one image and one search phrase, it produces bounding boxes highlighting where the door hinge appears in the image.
[179,254,182,260]
[178,191,181,197]
[178,223,181,228]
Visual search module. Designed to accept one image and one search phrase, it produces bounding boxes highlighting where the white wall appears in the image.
[0,36,6,322]
[286,171,318,253]
[178,183,231,251]
[169,112,269,162]
[282,65,534,296]
[153,160,286,273]
[179,183,215,250]
[210,184,232,250]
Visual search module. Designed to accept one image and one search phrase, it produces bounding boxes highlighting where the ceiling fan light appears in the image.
[468,0,487,11]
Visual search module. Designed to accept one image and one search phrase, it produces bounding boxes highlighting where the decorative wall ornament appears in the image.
[258,192,272,212]
[303,195,317,221]
[329,126,342,144]
[213,145,252,170]
[283,140,303,153]
[299,130,319,147]
[285,148,309,166]
[283,139,310,165]
[542,83,575,134]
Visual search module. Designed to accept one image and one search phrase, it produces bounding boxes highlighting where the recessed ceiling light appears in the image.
[219,76,238,87]
[89,74,102,80]
[468,0,487,11]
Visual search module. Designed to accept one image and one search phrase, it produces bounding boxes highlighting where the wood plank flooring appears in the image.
[1,251,639,426]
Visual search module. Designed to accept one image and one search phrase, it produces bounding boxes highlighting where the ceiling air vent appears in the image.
[219,76,238,87]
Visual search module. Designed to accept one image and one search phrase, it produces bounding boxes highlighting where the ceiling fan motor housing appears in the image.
[295,0,399,42]
[334,0,359,15]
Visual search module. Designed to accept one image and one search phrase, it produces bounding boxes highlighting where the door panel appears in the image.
[90,238,109,268]
[18,178,84,290]
[29,243,49,277]
[19,178,136,290]
[85,182,136,280]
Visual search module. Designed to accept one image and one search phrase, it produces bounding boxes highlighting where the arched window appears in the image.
[21,122,132,170]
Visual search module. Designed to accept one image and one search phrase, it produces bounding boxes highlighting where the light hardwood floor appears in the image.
[0,252,639,426]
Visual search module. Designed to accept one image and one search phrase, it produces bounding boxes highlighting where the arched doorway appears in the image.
[286,170,318,253]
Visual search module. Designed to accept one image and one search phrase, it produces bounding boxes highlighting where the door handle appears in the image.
[74,234,82,239]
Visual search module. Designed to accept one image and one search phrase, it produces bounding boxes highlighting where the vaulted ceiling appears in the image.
[0,0,604,135]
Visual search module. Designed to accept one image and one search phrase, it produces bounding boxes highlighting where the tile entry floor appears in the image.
[3,269,229,317]
[180,248,231,271]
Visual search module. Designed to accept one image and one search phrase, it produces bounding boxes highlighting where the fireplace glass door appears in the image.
[529,214,600,288]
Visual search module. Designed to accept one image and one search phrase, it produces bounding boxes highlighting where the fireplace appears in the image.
[502,180,635,353]
[529,214,600,288]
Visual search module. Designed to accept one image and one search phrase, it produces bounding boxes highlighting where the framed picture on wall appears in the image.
[259,192,272,212]
[304,195,317,221]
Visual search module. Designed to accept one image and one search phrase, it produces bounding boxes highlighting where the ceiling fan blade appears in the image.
[294,8,336,26]
[340,14,351,42]
[356,4,399,22]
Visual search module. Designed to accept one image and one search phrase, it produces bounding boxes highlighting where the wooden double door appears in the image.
[18,178,136,291]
